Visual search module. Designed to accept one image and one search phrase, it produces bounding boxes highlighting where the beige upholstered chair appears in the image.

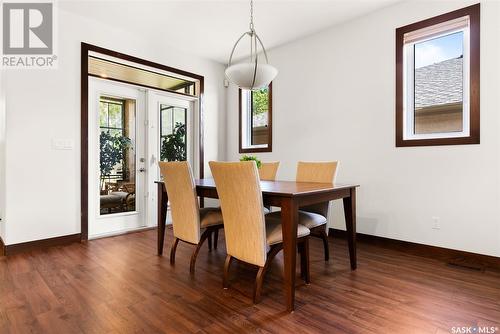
[209,161,311,303]
[267,161,339,261]
[158,161,224,274]
[258,161,280,181]
[258,161,280,213]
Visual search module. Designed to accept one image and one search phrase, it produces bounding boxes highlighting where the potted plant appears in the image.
[240,155,262,168]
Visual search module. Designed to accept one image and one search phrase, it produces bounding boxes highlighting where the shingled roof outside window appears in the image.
[415,56,463,110]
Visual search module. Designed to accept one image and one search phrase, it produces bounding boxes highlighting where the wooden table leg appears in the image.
[280,198,298,312]
[343,188,357,270]
[157,183,168,255]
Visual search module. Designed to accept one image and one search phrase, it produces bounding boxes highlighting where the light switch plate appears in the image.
[52,138,74,150]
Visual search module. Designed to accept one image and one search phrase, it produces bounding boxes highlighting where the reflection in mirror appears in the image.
[99,96,136,215]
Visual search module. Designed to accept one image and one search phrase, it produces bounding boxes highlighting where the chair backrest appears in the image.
[209,161,267,267]
[158,161,201,244]
[296,161,339,217]
[258,161,280,181]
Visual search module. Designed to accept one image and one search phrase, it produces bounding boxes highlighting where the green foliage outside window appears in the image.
[100,131,131,190]
[252,87,269,115]
[160,122,187,162]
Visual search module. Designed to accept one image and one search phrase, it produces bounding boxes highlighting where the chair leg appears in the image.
[213,229,219,250]
[320,229,330,261]
[170,238,179,265]
[190,229,211,274]
[253,245,282,304]
[254,266,265,303]
[266,244,282,265]
[299,238,311,284]
[223,255,233,289]
[208,232,213,252]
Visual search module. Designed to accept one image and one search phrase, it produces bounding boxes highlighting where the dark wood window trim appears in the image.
[395,3,480,147]
[238,83,273,153]
[81,42,205,241]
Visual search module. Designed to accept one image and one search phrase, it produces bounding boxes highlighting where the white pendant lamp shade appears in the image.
[225,0,277,90]
[225,62,278,90]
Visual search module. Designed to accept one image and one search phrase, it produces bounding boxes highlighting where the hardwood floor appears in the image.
[1,228,499,333]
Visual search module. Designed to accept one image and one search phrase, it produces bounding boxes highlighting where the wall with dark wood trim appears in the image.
[0,235,5,256]
[2,7,227,246]
[4,234,81,256]
[225,1,500,258]
[329,228,500,271]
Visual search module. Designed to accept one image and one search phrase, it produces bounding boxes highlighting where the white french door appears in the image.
[88,78,198,237]
[153,93,194,163]
[88,78,147,238]
[145,91,197,227]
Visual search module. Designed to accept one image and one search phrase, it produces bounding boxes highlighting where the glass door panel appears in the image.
[88,77,146,238]
[159,105,187,162]
[99,97,137,215]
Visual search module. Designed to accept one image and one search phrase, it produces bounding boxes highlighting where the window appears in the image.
[396,4,479,147]
[89,56,197,96]
[159,104,187,161]
[239,83,272,153]
[98,96,137,214]
[99,97,126,182]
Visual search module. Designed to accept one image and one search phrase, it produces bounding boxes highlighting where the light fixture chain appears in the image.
[249,0,254,31]
[225,0,277,90]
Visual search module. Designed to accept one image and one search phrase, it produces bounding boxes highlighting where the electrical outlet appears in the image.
[432,216,441,230]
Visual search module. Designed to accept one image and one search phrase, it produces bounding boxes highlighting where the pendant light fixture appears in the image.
[225,0,278,90]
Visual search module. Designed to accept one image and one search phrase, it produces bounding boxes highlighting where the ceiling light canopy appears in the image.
[225,0,278,91]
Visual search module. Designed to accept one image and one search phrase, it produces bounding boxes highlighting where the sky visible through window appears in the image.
[414,31,463,68]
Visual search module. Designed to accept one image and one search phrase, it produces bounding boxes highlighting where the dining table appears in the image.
[155,178,359,312]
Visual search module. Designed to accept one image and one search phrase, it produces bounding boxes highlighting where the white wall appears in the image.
[2,6,226,245]
[226,1,500,257]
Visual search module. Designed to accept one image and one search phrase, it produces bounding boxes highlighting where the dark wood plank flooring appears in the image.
[1,228,499,333]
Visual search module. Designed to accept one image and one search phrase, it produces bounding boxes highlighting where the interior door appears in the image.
[88,77,147,238]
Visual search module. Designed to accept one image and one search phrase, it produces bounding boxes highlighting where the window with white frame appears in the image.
[396,4,480,147]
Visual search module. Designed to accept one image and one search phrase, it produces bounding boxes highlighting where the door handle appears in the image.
[139,168,146,172]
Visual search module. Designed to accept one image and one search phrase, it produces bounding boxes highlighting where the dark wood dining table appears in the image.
[156,179,359,312]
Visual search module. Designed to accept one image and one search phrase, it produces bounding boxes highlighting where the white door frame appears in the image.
[146,89,199,227]
[88,77,148,238]
[81,44,206,241]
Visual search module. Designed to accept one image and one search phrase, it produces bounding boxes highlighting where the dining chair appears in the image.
[258,161,280,181]
[209,161,311,303]
[258,161,280,213]
[158,161,224,274]
[267,161,339,261]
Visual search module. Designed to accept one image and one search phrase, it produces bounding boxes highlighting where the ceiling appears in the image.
[60,0,400,64]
